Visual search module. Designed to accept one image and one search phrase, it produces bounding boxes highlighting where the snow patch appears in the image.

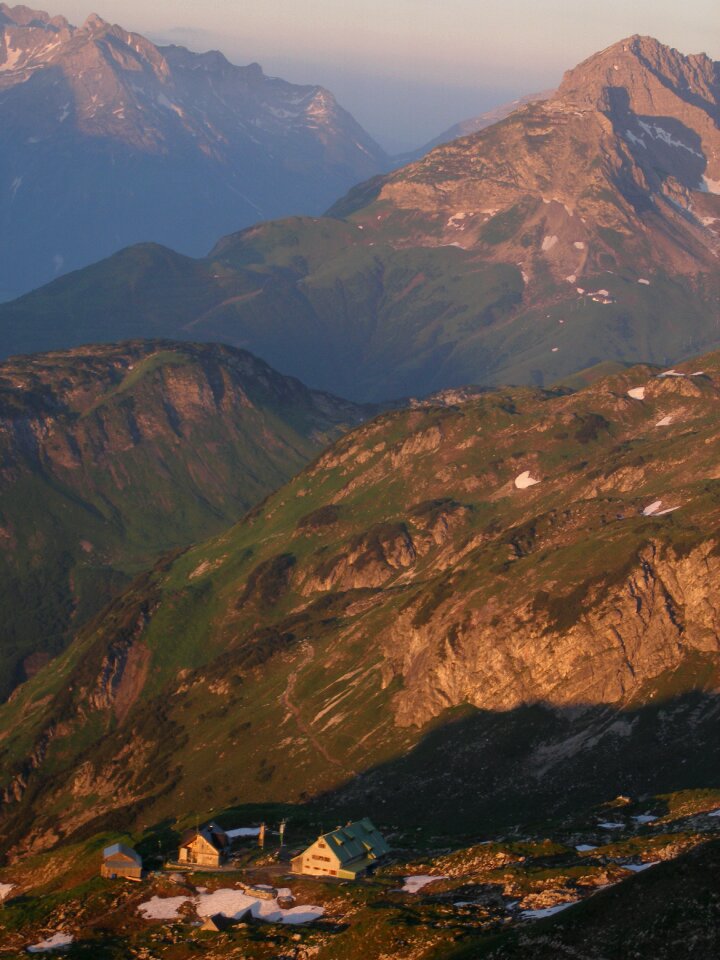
[632,815,658,824]
[139,895,188,920]
[0,44,22,72]
[522,901,578,920]
[542,235,558,252]
[643,501,680,517]
[627,387,645,400]
[623,862,659,872]
[638,278,650,285]
[573,241,586,249]
[402,875,447,893]
[700,177,720,195]
[566,274,577,284]
[225,827,261,839]
[515,471,541,490]
[625,130,647,148]
[638,121,703,157]
[27,933,75,953]
[0,882,14,900]
[575,844,596,852]
[552,347,559,352]
[655,416,673,427]
[140,888,323,925]
[598,821,625,830]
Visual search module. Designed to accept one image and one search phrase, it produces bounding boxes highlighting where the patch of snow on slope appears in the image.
[0,882,13,900]
[515,471,540,489]
[643,501,663,516]
[656,416,673,427]
[402,875,447,893]
[623,862,659,872]
[0,44,22,71]
[638,121,703,157]
[700,177,720,195]
[625,129,646,148]
[140,888,323,925]
[632,815,658,824]
[627,387,645,400]
[638,278,650,285]
[598,821,625,829]
[27,933,74,953]
[522,901,578,920]
[225,827,261,838]
[575,844,596,852]
[574,241,586,249]
[139,896,188,920]
[542,235,558,252]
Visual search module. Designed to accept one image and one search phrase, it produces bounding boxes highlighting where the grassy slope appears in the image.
[3,354,720,855]
[0,217,717,402]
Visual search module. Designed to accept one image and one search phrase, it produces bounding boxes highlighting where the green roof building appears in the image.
[291,818,390,879]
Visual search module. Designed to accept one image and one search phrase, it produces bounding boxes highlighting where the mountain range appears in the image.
[0,3,388,300]
[0,340,367,701]
[2,348,720,861]
[1,35,718,402]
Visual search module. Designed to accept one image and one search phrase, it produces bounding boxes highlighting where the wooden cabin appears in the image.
[291,818,390,879]
[177,823,229,868]
[101,843,143,880]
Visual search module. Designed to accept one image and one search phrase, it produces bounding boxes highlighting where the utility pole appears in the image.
[279,818,287,848]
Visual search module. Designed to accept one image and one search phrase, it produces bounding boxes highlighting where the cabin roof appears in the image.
[102,843,142,866]
[319,818,390,865]
[180,823,228,852]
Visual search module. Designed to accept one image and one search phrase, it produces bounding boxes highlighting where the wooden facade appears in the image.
[178,823,229,868]
[101,843,143,880]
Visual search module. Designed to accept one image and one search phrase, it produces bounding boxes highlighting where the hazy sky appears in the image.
[57,0,719,152]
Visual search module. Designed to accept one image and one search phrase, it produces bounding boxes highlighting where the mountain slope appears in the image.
[0,339,367,701]
[2,36,718,401]
[394,89,553,165]
[0,3,388,300]
[3,350,720,858]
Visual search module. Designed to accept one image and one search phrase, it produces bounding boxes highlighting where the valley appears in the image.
[0,340,367,700]
[1,19,719,960]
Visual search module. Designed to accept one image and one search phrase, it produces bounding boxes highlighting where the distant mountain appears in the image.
[394,89,553,164]
[0,339,367,701]
[0,4,388,300]
[4,350,720,858]
[1,35,719,401]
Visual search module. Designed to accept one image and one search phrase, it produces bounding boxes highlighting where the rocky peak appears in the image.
[81,11,107,33]
[557,35,719,118]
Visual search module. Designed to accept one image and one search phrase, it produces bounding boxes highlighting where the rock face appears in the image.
[3,352,720,857]
[0,339,367,700]
[1,35,718,400]
[0,3,388,299]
